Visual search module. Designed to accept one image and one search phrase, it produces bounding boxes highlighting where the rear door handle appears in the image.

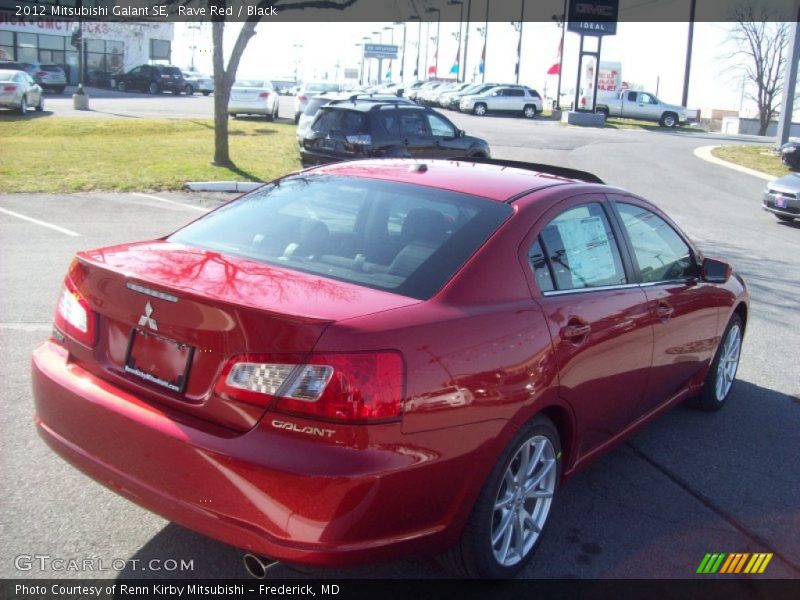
[561,320,591,343]
[656,302,675,322]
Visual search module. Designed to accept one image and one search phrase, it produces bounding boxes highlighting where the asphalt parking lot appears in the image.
[1,94,798,580]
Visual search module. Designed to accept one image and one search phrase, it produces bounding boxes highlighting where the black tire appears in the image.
[596,106,609,118]
[687,314,743,412]
[117,81,127,92]
[202,91,211,96]
[149,82,160,95]
[660,112,678,128]
[54,86,65,94]
[172,88,182,95]
[523,104,537,119]
[473,103,488,116]
[184,85,194,95]
[776,214,796,222]
[441,415,561,578]
[18,96,27,115]
[294,112,301,124]
[36,94,44,112]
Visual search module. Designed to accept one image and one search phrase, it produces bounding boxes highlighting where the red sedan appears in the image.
[31,158,748,578]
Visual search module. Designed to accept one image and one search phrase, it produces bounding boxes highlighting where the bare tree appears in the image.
[208,0,359,167]
[728,3,790,136]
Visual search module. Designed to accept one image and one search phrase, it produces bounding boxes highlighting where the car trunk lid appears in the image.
[67,240,418,431]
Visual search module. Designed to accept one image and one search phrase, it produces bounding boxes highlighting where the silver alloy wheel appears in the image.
[524,105,536,118]
[715,323,742,401]
[475,103,487,116]
[491,434,556,567]
[663,114,677,127]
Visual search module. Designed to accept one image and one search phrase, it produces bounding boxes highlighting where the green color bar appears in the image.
[710,553,727,573]
[697,553,713,574]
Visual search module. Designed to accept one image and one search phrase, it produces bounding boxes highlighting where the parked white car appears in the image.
[228,79,279,120]
[181,70,213,96]
[0,69,43,114]
[459,85,544,118]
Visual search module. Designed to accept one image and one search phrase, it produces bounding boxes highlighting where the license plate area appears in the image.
[318,138,336,151]
[775,196,789,208]
[124,329,194,393]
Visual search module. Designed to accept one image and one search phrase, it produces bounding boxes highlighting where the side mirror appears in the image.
[457,129,465,138]
[701,258,731,283]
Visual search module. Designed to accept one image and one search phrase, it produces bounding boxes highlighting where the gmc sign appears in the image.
[567,0,619,36]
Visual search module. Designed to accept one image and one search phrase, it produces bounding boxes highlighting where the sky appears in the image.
[173,21,764,117]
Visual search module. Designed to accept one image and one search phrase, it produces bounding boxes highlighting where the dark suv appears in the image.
[299,98,491,166]
[117,65,188,95]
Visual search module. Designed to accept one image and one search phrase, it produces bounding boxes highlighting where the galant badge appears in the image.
[138,301,158,331]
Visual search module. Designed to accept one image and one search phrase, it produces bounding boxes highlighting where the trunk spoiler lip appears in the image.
[74,241,419,325]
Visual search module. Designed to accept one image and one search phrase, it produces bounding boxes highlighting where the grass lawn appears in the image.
[0,117,301,192]
[711,145,791,178]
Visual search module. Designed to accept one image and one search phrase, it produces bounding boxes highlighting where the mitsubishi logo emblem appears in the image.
[138,301,158,331]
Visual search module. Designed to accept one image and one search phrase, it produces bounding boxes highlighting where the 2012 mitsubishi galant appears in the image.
[31,158,748,578]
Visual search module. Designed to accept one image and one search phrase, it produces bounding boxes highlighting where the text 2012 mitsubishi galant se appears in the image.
[32,158,748,578]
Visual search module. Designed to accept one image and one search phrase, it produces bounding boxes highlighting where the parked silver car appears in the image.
[294,82,342,122]
[763,174,800,223]
[459,85,544,118]
[0,69,43,114]
[181,70,213,96]
[228,79,279,120]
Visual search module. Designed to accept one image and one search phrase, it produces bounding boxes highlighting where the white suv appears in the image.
[459,86,543,118]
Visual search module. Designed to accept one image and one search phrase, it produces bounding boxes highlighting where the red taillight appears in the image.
[36,71,47,77]
[258,91,270,98]
[298,95,307,102]
[53,273,96,347]
[3,85,17,91]
[216,352,404,423]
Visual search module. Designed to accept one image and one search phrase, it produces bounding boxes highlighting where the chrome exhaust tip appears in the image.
[243,553,279,579]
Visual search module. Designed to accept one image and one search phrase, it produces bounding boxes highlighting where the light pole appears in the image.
[409,15,421,79]
[448,0,464,81]
[463,0,473,83]
[482,0,490,83]
[552,3,567,109]
[394,22,407,82]
[427,7,441,80]
[512,0,526,84]
[383,25,393,82]
[292,43,303,83]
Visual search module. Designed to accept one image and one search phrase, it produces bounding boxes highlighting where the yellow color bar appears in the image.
[758,554,773,574]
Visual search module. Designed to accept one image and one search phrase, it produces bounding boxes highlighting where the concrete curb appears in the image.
[693,145,775,182]
[185,181,263,193]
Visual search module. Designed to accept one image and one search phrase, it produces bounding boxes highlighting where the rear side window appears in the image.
[538,203,627,291]
[162,67,182,77]
[312,109,369,135]
[169,175,512,300]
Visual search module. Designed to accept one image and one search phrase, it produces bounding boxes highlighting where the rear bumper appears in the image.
[31,340,487,566]
[229,100,271,114]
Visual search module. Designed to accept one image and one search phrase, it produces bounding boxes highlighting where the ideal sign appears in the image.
[567,0,619,36]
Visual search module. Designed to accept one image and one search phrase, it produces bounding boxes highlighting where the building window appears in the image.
[0,30,12,60]
[150,39,171,61]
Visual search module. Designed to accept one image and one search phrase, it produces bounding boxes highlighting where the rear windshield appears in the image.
[234,80,265,88]
[311,108,369,135]
[0,71,16,81]
[306,83,340,92]
[303,97,332,115]
[41,65,62,72]
[169,175,512,300]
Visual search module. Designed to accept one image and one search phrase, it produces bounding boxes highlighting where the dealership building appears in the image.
[0,9,174,85]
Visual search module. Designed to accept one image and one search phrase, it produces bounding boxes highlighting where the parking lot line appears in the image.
[0,207,81,237]
[132,192,209,212]
[0,323,52,332]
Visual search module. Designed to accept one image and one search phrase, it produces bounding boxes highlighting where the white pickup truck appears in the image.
[595,90,688,127]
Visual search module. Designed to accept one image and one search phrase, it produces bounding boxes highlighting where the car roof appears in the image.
[308,159,591,202]
[320,99,419,112]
